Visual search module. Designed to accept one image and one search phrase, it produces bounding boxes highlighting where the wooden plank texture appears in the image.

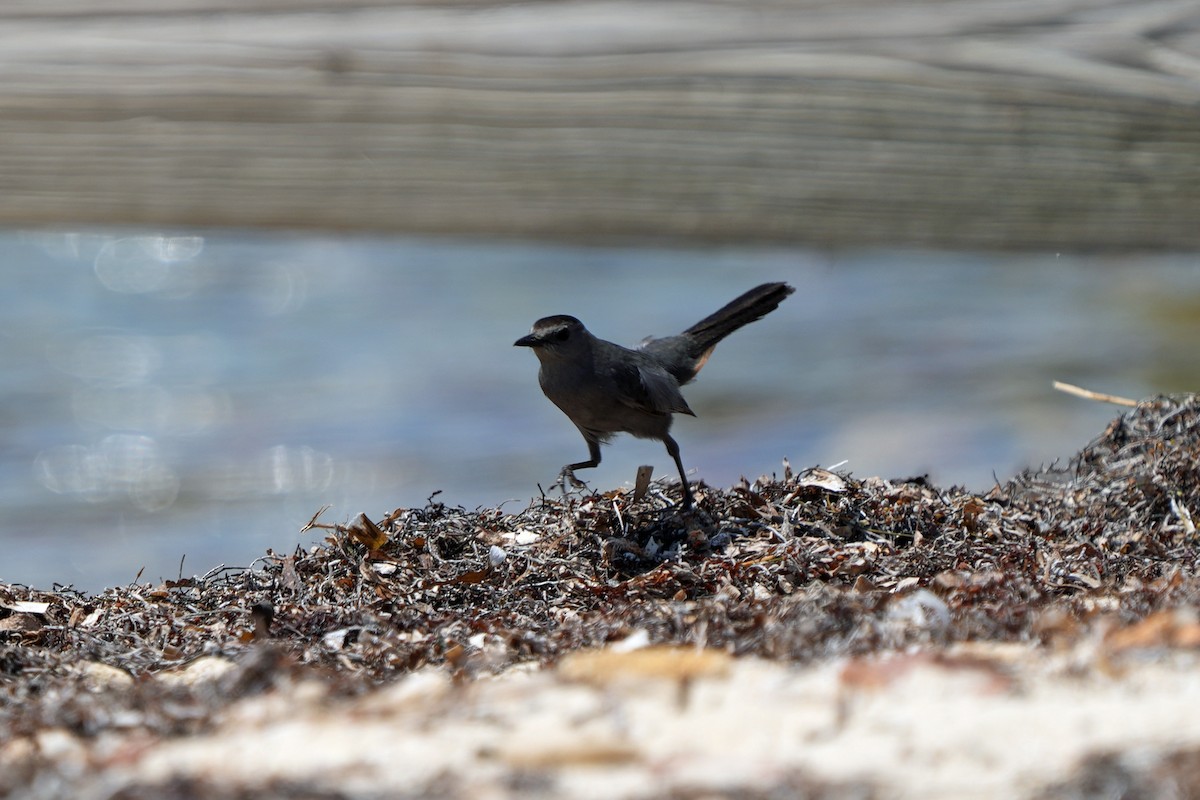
[1,0,1199,248]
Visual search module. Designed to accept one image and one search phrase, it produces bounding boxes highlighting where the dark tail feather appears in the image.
[681,282,794,359]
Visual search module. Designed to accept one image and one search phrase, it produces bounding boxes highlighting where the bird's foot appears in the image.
[553,467,589,494]
[678,483,697,514]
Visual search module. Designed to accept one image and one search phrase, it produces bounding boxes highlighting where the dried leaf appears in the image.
[2,601,50,615]
[797,467,847,493]
[347,512,388,551]
[559,646,732,684]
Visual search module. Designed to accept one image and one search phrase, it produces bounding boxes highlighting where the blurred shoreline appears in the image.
[1,2,1199,249]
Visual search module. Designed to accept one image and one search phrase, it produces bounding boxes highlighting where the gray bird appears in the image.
[514,282,794,510]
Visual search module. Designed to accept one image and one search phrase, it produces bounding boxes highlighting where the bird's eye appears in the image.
[552,328,571,342]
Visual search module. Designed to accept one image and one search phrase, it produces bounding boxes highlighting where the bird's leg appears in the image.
[663,434,695,511]
[557,438,601,492]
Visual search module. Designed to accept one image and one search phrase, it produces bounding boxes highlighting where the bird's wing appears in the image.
[635,334,698,385]
[612,361,695,416]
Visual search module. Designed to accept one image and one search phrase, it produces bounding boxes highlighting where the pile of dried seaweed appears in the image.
[3,395,1200,747]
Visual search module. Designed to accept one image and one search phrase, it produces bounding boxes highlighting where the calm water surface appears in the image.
[3,230,1198,589]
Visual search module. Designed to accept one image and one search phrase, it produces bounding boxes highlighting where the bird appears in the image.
[514,282,794,510]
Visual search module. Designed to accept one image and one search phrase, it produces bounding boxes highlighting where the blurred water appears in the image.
[1,230,1198,590]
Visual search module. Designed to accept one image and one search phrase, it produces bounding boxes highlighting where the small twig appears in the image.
[612,497,627,537]
[1052,381,1137,407]
[648,486,675,507]
[301,504,334,533]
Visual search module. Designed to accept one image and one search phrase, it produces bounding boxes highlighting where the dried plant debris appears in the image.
[1033,746,1200,800]
[3,395,1200,751]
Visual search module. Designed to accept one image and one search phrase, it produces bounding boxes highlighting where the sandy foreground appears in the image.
[11,635,1200,798]
[5,395,1200,798]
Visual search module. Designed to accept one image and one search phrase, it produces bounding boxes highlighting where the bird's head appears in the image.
[514,315,590,361]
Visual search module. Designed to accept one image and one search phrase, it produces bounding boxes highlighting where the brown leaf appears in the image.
[1106,612,1170,651]
[346,512,388,551]
[559,646,732,684]
[0,613,41,633]
[960,496,986,531]
[1107,610,1200,652]
[502,741,639,769]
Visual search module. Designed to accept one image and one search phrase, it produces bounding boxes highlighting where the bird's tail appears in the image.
[637,282,794,384]
[681,282,794,361]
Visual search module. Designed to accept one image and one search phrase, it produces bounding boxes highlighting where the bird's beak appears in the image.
[514,333,540,348]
